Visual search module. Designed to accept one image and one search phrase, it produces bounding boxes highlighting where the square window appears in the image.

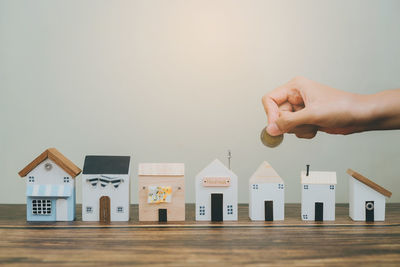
[302,214,308,220]
[28,176,35,183]
[252,184,258,190]
[278,184,284,189]
[304,185,309,190]
[32,199,51,215]
[64,177,70,183]
[86,206,93,213]
[117,206,124,213]
[330,185,335,190]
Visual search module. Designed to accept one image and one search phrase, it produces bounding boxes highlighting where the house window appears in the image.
[86,206,93,213]
[252,184,258,190]
[117,206,124,213]
[28,176,35,183]
[278,184,284,189]
[302,214,308,220]
[227,205,233,215]
[64,177,70,183]
[199,206,205,216]
[304,185,309,190]
[32,199,51,215]
[330,185,335,190]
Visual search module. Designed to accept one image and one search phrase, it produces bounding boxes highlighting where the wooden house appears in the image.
[138,163,185,222]
[301,165,336,221]
[195,159,238,222]
[18,148,81,221]
[249,161,284,221]
[82,155,131,222]
[347,168,392,221]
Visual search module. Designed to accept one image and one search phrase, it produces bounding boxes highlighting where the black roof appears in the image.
[83,156,131,175]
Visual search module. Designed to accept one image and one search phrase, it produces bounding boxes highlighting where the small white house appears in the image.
[301,165,336,221]
[82,155,131,222]
[249,161,284,221]
[347,168,392,221]
[196,159,238,221]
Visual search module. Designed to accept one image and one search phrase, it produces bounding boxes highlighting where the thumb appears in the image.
[276,109,314,133]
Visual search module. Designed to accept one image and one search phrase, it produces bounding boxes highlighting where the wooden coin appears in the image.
[260,127,283,148]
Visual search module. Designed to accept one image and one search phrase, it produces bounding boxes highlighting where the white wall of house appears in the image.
[301,184,335,221]
[249,183,284,221]
[349,178,386,221]
[82,174,130,221]
[26,158,74,187]
[195,160,238,221]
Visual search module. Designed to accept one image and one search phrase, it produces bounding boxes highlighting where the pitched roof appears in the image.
[138,163,184,176]
[196,159,237,179]
[347,168,392,198]
[83,156,131,175]
[301,171,337,185]
[250,161,283,183]
[18,148,82,178]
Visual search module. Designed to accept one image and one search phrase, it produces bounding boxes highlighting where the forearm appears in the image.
[358,89,400,131]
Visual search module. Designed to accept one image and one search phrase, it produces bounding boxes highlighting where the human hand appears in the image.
[261,76,372,138]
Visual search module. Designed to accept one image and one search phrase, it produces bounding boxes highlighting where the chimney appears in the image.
[306,165,310,176]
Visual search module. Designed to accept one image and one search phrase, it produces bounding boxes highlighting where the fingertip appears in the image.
[267,123,283,136]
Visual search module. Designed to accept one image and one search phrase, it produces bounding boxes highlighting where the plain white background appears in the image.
[1,0,399,204]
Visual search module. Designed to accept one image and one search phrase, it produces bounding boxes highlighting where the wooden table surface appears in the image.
[0,204,399,266]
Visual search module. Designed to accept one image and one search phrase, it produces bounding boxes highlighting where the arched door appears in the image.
[99,196,110,223]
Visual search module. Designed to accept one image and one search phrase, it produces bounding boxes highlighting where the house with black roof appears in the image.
[81,155,131,222]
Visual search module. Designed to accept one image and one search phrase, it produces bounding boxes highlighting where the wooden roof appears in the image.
[138,163,184,176]
[301,171,337,185]
[347,169,392,198]
[250,161,283,183]
[18,148,82,178]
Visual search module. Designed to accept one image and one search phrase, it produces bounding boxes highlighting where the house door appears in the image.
[365,201,374,222]
[56,199,68,221]
[211,193,223,222]
[315,202,323,221]
[99,196,111,223]
[158,209,167,222]
[264,201,273,221]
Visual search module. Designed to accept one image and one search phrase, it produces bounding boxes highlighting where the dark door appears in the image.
[315,202,323,221]
[365,201,374,222]
[211,193,223,222]
[99,196,111,223]
[265,201,273,221]
[158,209,167,222]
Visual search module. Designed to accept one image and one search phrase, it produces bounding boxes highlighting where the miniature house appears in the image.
[347,168,392,221]
[301,165,336,221]
[249,161,284,221]
[18,148,81,221]
[138,163,185,222]
[82,155,131,222]
[196,159,238,222]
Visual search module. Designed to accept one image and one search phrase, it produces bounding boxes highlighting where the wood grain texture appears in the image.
[0,204,399,266]
[18,148,81,178]
[138,177,185,221]
[347,168,392,197]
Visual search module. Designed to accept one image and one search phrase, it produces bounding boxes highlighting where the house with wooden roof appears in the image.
[347,169,392,222]
[138,163,185,222]
[249,161,284,221]
[82,155,131,222]
[301,165,337,221]
[18,148,81,221]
